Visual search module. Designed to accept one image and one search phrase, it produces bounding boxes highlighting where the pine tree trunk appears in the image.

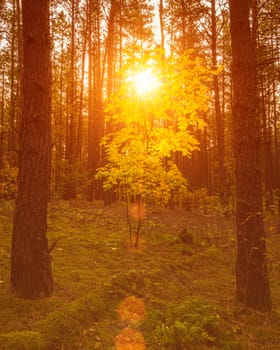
[229,0,272,312]
[159,0,165,52]
[0,71,5,172]
[103,0,117,205]
[211,0,226,204]
[64,0,77,199]
[10,0,53,299]
[92,2,104,200]
[9,0,16,163]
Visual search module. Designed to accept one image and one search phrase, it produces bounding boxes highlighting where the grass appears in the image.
[0,200,279,349]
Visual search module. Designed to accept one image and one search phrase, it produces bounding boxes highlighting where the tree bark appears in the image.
[229,0,272,311]
[87,0,104,201]
[0,71,5,172]
[10,0,53,299]
[159,0,165,52]
[64,0,77,199]
[103,0,117,205]
[211,0,226,204]
[9,0,16,162]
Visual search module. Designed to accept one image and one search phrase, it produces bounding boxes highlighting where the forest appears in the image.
[0,0,280,349]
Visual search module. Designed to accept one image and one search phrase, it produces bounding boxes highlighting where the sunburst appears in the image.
[131,69,160,96]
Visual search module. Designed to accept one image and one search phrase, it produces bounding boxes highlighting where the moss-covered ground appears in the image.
[0,200,279,349]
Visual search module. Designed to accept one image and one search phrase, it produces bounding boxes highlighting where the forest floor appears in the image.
[0,200,279,349]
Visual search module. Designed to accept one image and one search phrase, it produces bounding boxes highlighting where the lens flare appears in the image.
[133,69,160,96]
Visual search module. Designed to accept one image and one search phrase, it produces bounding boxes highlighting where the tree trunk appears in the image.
[92,0,104,200]
[106,0,117,98]
[10,0,53,299]
[87,0,94,201]
[159,0,165,53]
[77,18,87,161]
[0,71,5,172]
[15,0,23,156]
[229,0,272,311]
[260,78,273,210]
[9,0,16,163]
[211,0,226,204]
[103,0,117,205]
[87,0,104,201]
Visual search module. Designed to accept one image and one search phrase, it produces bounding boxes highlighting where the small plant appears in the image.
[97,50,213,248]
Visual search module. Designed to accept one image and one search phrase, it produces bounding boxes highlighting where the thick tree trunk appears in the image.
[10,0,53,299]
[229,0,272,311]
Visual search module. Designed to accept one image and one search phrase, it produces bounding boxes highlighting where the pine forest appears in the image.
[0,0,280,349]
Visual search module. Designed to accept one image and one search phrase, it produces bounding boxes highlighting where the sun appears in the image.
[133,69,160,96]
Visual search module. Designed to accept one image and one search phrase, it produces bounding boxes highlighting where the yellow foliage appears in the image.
[98,49,213,204]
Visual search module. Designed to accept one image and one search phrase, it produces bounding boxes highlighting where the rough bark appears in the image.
[229,0,272,311]
[10,0,53,299]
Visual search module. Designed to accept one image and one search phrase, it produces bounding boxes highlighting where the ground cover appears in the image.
[0,200,279,349]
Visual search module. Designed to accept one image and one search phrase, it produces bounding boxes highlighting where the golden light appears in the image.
[132,69,160,96]
[117,295,146,323]
[115,296,147,350]
[115,327,146,350]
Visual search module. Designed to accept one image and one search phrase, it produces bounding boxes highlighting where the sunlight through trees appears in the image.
[131,69,161,96]
[0,1,279,345]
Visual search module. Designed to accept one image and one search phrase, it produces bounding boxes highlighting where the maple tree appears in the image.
[97,50,213,247]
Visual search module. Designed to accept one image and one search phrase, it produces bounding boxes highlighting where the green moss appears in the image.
[109,269,147,297]
[37,310,81,348]
[0,293,111,350]
[36,293,107,349]
[65,294,105,323]
[0,331,45,350]
[0,202,280,349]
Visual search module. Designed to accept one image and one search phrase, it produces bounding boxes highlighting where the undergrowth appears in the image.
[0,200,279,349]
